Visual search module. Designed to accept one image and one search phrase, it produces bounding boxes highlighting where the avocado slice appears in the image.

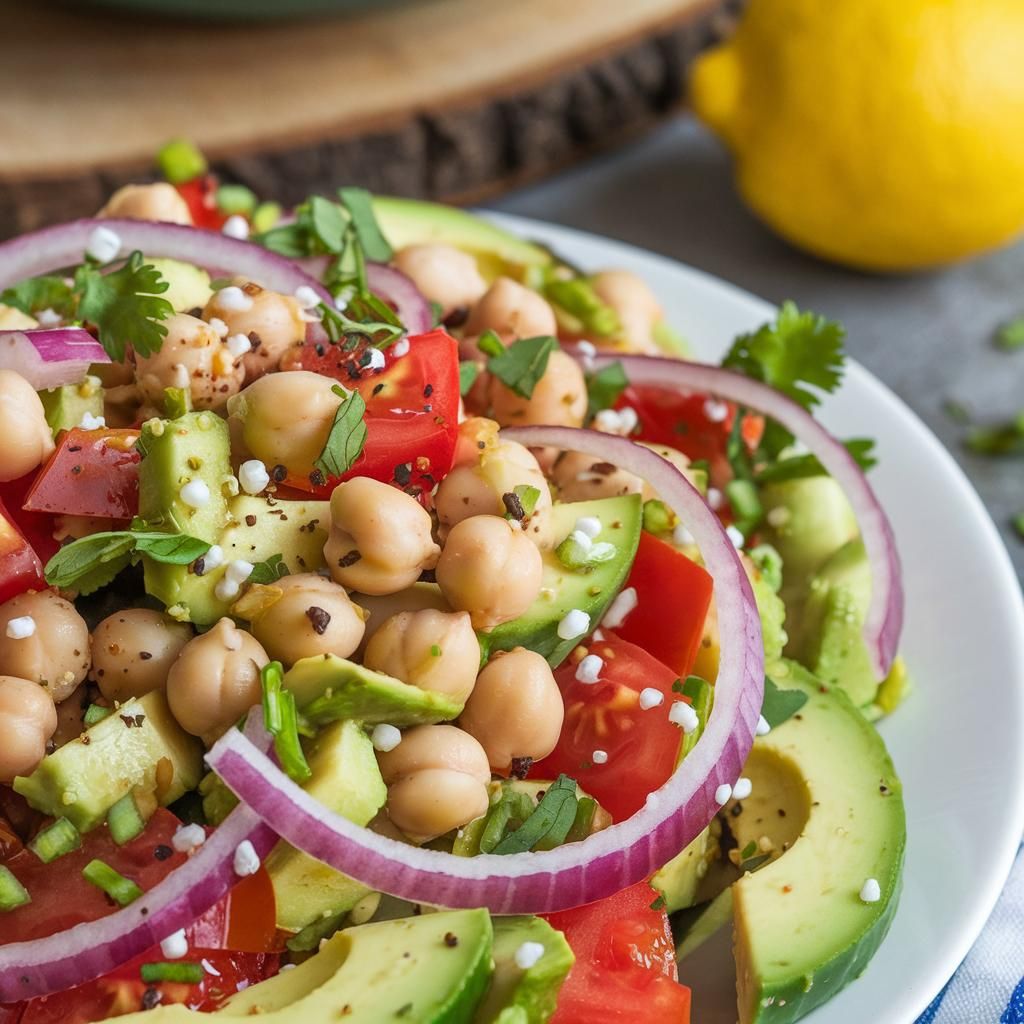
[284,654,464,727]
[38,376,104,437]
[731,660,905,1024]
[266,719,385,933]
[483,495,642,668]
[651,826,719,914]
[144,257,213,312]
[473,916,574,1024]
[14,691,203,832]
[112,909,494,1024]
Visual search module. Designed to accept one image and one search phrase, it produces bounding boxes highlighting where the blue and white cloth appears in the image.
[917,845,1024,1023]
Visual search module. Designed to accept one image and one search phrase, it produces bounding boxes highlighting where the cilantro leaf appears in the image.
[314,387,368,478]
[131,532,211,564]
[76,252,173,362]
[308,196,347,254]
[586,361,629,417]
[492,775,579,854]
[459,360,480,396]
[754,438,877,483]
[0,275,77,318]
[249,553,290,585]
[338,187,393,263]
[486,335,558,400]
[760,676,808,729]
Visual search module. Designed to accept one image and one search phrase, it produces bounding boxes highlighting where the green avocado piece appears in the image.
[285,654,464,727]
[673,888,734,962]
[144,258,213,313]
[652,826,718,914]
[372,196,551,279]
[751,572,788,667]
[38,376,104,436]
[267,719,386,933]
[14,691,203,832]
[113,909,494,1024]
[473,916,574,1024]
[732,660,905,1024]
[482,495,642,668]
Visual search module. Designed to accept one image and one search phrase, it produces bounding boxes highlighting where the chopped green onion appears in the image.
[140,961,204,984]
[545,278,620,337]
[0,865,30,912]
[29,817,81,864]
[215,184,257,217]
[747,543,783,593]
[513,484,541,517]
[83,703,112,728]
[555,532,617,572]
[156,139,207,185]
[479,789,536,855]
[162,386,192,420]
[740,840,758,860]
[642,499,675,535]
[477,330,504,359]
[261,662,312,783]
[563,796,598,846]
[251,201,283,234]
[107,792,148,846]
[492,776,578,855]
[83,858,143,906]
[725,478,762,535]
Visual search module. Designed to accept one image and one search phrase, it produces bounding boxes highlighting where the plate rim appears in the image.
[480,208,1024,1023]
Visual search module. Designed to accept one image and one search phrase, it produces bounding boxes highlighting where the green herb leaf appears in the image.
[314,387,368,479]
[131,532,212,564]
[0,275,76,318]
[545,278,620,337]
[740,840,758,860]
[680,675,713,757]
[753,439,877,484]
[76,251,174,362]
[739,853,772,873]
[492,775,579,854]
[513,484,541,516]
[338,187,393,263]
[249,553,290,585]
[586,361,629,418]
[760,676,809,729]
[486,335,558,400]
[308,196,347,253]
[256,223,309,260]
[649,893,667,911]
[725,478,762,535]
[459,361,480,396]
[995,317,1024,351]
[476,329,504,359]
[261,662,311,783]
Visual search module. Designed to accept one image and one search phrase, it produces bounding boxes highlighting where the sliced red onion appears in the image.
[585,353,903,677]
[0,328,109,390]
[0,219,331,307]
[208,427,763,915]
[0,718,277,1002]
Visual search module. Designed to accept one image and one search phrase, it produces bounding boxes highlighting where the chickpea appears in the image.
[0,371,55,482]
[166,618,268,742]
[393,245,487,318]
[134,313,244,412]
[487,349,587,429]
[435,516,543,631]
[247,573,366,666]
[550,450,642,503]
[0,590,90,702]
[325,478,440,596]
[228,370,342,480]
[460,648,564,773]
[364,609,480,704]
[590,270,663,354]
[0,304,38,330]
[351,584,450,658]
[90,609,193,703]
[98,183,193,225]
[462,278,557,357]
[0,676,57,782]
[202,280,306,381]
[435,438,553,547]
[376,724,490,841]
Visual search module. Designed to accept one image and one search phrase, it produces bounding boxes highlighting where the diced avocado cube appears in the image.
[144,258,213,313]
[38,376,104,437]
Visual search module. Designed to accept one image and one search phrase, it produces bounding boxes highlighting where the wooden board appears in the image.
[0,0,739,236]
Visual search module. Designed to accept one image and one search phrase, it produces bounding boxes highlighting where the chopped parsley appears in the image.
[585,360,629,418]
[484,333,559,400]
[314,387,368,479]
[248,553,290,585]
[760,676,809,729]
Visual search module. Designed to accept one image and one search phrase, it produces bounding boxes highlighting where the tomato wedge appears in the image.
[287,329,459,498]
[615,532,713,679]
[532,632,683,823]
[175,175,227,232]
[0,475,58,565]
[0,500,45,605]
[24,428,140,520]
[543,881,691,1024]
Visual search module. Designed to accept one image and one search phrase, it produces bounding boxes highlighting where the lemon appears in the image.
[690,0,1024,271]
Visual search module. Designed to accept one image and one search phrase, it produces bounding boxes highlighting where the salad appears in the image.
[0,146,907,1024]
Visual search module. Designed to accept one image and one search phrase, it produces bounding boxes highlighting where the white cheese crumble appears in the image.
[5,616,35,640]
[179,479,211,509]
[574,516,602,539]
[514,942,546,970]
[725,525,745,550]
[673,523,695,547]
[638,687,664,710]
[85,225,121,263]
[668,701,699,734]
[78,412,106,430]
[215,559,254,601]
[371,724,402,752]
[36,308,62,327]
[593,406,638,436]
[601,586,638,628]
[576,339,597,358]
[755,715,771,736]
[171,823,206,854]
[557,609,590,641]
[392,338,410,358]
[591,749,608,765]
[715,783,733,805]
[366,347,386,370]
[233,840,260,877]
[703,398,729,423]
[732,777,753,800]
[294,285,321,310]
[226,333,252,358]
[221,215,250,240]
[575,654,603,685]
[171,363,190,390]
[203,544,225,571]
[216,286,254,312]
[207,317,230,338]
[707,487,724,511]
[160,929,189,960]
[859,878,881,903]
[238,459,270,495]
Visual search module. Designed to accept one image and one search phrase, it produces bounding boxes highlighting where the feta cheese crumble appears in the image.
[36,308,62,327]
[233,840,260,878]
[859,878,881,903]
[732,776,753,800]
[221,215,250,240]
[514,942,546,970]
[602,586,638,628]
[215,559,254,601]
[591,749,609,765]
[366,347,386,370]
[238,459,270,495]
[207,317,230,338]
[179,479,211,509]
[202,544,225,571]
[707,487,724,511]
[85,225,121,263]
[668,701,699,733]
[575,654,603,684]
[78,411,106,430]
[755,715,771,736]
[226,333,252,359]
[216,286,254,312]
[557,609,591,640]
[371,724,402,752]
[160,929,188,960]
[715,783,733,805]
[171,823,206,854]
[638,687,664,710]
[392,338,410,358]
[725,525,745,550]
[5,616,35,640]
[574,516,602,539]
[672,523,695,547]
[294,285,321,310]
[703,398,729,423]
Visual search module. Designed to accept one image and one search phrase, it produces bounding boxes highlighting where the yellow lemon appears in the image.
[690,0,1024,271]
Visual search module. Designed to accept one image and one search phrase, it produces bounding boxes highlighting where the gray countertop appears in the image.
[492,116,1024,581]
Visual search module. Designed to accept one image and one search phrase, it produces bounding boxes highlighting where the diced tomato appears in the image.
[287,329,460,498]
[24,428,140,520]
[175,175,227,231]
[619,384,763,488]
[543,882,691,1024]
[615,532,713,679]
[0,475,58,565]
[531,632,683,823]
[0,500,45,604]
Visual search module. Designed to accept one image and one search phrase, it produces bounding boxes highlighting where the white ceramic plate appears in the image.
[485,212,1024,1024]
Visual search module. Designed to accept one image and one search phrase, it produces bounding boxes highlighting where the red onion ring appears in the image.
[582,353,903,677]
[0,328,109,390]
[0,718,278,1002]
[207,427,763,915]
